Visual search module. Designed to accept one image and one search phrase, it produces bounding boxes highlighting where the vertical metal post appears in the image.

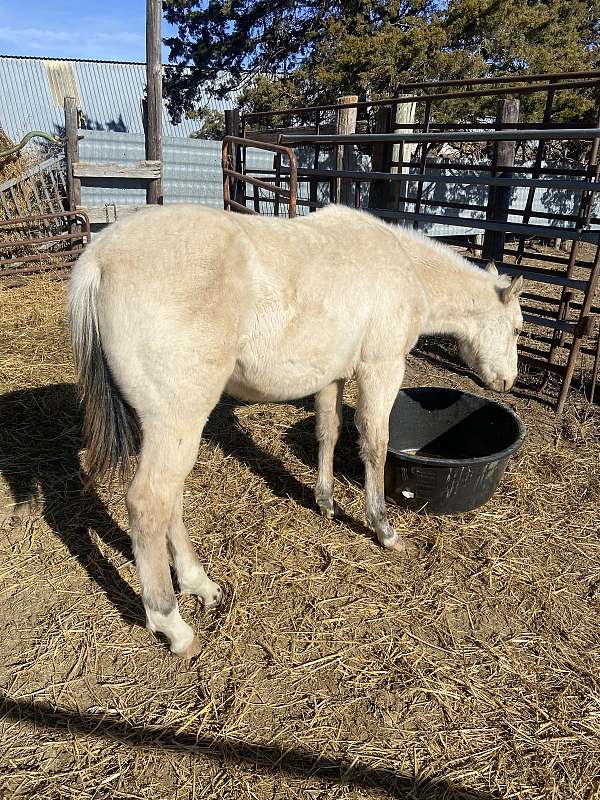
[412,99,432,229]
[368,106,392,210]
[482,99,520,262]
[224,109,242,205]
[221,138,231,211]
[274,153,281,217]
[390,96,416,212]
[556,240,600,413]
[310,110,321,212]
[253,183,260,213]
[515,86,555,264]
[288,149,298,219]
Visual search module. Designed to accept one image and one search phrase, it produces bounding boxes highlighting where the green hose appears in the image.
[0,131,63,162]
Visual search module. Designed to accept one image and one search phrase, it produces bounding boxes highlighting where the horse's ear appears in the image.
[500,275,524,304]
[484,260,498,276]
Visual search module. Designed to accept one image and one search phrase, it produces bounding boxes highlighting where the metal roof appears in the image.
[0,55,236,140]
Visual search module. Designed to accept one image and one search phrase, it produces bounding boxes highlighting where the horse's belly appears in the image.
[226,294,364,402]
[225,345,353,403]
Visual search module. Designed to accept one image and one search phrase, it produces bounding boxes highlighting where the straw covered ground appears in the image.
[0,275,598,800]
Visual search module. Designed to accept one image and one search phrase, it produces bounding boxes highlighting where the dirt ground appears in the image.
[0,276,598,800]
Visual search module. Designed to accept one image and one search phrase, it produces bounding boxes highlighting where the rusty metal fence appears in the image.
[222,136,298,218]
[222,72,600,411]
[241,71,600,138]
[278,127,600,413]
[0,210,90,281]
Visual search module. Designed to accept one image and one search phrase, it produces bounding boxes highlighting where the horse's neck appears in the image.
[418,258,493,341]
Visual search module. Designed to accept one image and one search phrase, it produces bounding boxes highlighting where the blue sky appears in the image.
[0,0,178,62]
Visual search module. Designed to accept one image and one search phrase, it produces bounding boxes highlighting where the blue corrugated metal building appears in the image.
[77,129,275,210]
[0,54,235,140]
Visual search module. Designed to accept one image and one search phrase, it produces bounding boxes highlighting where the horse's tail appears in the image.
[69,249,140,485]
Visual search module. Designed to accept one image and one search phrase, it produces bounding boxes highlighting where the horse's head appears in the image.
[458,264,524,393]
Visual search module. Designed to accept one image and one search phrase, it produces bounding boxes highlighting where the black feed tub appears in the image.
[385,387,525,515]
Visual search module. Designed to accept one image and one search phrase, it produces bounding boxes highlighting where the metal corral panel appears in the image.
[79,130,274,208]
[413,161,599,236]
[0,55,235,140]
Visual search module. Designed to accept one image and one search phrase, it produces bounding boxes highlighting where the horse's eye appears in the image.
[514,328,521,337]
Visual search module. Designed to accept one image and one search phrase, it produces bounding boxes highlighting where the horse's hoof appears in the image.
[317,498,337,519]
[380,531,418,556]
[202,583,223,609]
[390,537,418,557]
[181,578,223,609]
[173,636,203,660]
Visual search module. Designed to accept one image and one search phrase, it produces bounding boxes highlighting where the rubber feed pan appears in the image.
[385,387,526,515]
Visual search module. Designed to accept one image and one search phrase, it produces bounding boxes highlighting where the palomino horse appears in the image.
[69,204,523,657]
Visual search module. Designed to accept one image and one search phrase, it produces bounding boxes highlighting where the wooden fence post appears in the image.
[482,99,520,262]
[146,0,163,204]
[368,106,392,210]
[390,97,416,212]
[336,95,358,205]
[64,96,80,212]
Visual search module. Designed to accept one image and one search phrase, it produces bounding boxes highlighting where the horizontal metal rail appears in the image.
[375,193,599,225]
[522,312,576,334]
[0,262,74,279]
[392,70,600,90]
[281,127,600,146]
[244,77,600,121]
[0,210,89,229]
[262,164,600,193]
[369,207,600,243]
[0,210,90,276]
[0,230,86,249]
[0,249,82,268]
[392,161,592,177]
[223,167,292,198]
[222,135,298,218]
[474,263,588,290]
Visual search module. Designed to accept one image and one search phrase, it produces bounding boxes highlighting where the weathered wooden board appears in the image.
[72,161,161,179]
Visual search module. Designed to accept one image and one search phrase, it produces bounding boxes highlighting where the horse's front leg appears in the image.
[355,360,413,554]
[314,379,345,518]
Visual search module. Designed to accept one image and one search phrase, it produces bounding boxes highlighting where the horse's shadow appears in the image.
[0,384,372,630]
[0,383,505,799]
[202,395,373,542]
[0,382,143,626]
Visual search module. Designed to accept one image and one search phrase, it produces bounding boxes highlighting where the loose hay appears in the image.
[0,276,599,799]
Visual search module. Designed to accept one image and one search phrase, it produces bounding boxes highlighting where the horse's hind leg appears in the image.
[127,391,225,657]
[168,491,222,606]
[314,379,344,519]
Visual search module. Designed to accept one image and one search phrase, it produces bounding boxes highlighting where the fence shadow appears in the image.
[0,693,501,799]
